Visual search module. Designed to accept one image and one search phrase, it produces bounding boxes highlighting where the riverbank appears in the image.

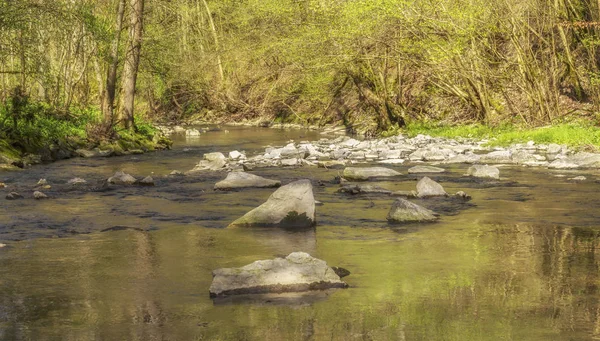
[0,129,172,171]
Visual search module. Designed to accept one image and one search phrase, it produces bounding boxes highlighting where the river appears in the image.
[1,126,600,340]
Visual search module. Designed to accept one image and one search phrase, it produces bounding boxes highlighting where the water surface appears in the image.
[1,126,600,340]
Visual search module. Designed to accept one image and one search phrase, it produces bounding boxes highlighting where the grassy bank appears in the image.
[401,121,600,149]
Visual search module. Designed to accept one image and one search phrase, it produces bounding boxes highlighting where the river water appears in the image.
[1,126,600,340]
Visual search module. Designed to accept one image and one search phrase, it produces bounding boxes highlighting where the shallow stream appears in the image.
[2,126,600,340]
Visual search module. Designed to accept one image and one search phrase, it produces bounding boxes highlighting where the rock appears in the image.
[467,165,500,179]
[391,190,418,198]
[547,143,563,155]
[229,150,243,160]
[189,153,227,172]
[342,167,401,181]
[422,149,451,161]
[242,164,254,172]
[569,176,586,181]
[408,166,445,174]
[340,138,360,148]
[454,191,471,200]
[37,179,48,186]
[169,170,185,176]
[480,150,512,164]
[0,182,6,188]
[511,150,539,165]
[209,252,348,297]
[0,243,5,248]
[185,128,201,137]
[33,191,48,200]
[280,158,299,166]
[300,159,316,167]
[416,177,447,197]
[387,198,438,223]
[445,153,481,164]
[215,172,281,190]
[229,179,316,228]
[331,267,351,278]
[377,159,405,165]
[75,149,99,158]
[281,143,305,158]
[6,192,23,200]
[67,177,87,185]
[331,148,350,160]
[338,184,392,195]
[317,160,346,169]
[108,171,137,185]
[380,150,403,159]
[548,153,600,169]
[139,176,155,186]
[204,152,226,162]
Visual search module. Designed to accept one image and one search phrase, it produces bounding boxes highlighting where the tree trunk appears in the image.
[121,0,145,130]
[104,0,126,126]
[200,0,224,83]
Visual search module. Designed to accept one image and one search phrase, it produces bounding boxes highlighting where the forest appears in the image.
[2,0,600,157]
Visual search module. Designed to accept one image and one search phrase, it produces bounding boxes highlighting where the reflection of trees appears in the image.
[467,224,600,339]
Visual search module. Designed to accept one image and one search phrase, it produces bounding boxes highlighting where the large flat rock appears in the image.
[209,252,348,297]
[342,167,401,181]
[214,172,281,190]
[548,153,600,169]
[229,179,316,228]
[467,165,500,179]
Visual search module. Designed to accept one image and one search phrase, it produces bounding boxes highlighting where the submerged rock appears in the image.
[33,191,48,200]
[338,184,392,195]
[108,171,137,185]
[387,198,438,223]
[391,190,418,198]
[67,177,87,185]
[209,252,348,297]
[215,172,281,190]
[466,165,500,179]
[408,166,445,174]
[229,179,316,228]
[0,182,6,188]
[6,192,23,200]
[37,179,48,186]
[342,167,401,181]
[169,170,185,176]
[317,160,346,169]
[416,177,447,198]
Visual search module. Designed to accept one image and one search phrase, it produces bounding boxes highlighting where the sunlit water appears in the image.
[2,126,600,340]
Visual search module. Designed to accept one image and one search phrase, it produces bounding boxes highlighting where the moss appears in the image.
[0,139,21,161]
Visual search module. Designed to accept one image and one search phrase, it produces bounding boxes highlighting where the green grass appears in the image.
[402,121,600,149]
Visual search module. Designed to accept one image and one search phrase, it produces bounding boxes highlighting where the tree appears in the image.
[120,0,145,130]
[102,0,126,127]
